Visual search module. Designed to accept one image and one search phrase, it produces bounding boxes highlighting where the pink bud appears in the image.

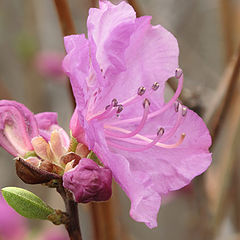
[35,112,70,148]
[0,100,38,156]
[34,51,65,81]
[63,158,112,203]
[70,108,86,145]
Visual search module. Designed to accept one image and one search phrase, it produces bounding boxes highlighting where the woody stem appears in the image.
[57,183,83,240]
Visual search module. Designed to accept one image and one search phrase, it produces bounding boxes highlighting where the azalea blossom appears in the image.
[63,0,212,228]
[0,100,69,173]
[34,51,66,82]
[0,194,27,240]
[0,100,112,201]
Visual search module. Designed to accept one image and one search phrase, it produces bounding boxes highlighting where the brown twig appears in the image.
[89,203,105,240]
[210,77,240,237]
[53,0,76,108]
[100,200,119,240]
[205,48,240,142]
[220,0,235,62]
[53,0,76,36]
[57,183,82,240]
[231,152,240,232]
[127,0,143,17]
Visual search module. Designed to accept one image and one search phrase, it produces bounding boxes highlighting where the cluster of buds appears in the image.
[0,100,112,203]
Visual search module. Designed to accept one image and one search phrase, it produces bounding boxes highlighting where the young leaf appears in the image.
[1,187,54,220]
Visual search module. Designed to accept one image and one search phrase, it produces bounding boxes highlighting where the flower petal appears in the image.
[87,2,179,115]
[0,100,38,156]
[92,108,211,227]
[35,112,70,148]
[94,144,160,228]
[63,34,90,114]
[70,108,86,145]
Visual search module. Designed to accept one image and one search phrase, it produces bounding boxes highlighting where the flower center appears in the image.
[92,68,187,152]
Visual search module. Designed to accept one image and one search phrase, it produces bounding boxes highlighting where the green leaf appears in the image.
[1,187,54,220]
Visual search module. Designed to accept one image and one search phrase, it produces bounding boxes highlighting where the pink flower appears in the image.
[34,51,65,81]
[0,100,71,182]
[63,158,112,203]
[0,100,69,158]
[0,195,27,240]
[63,0,212,228]
[39,227,69,240]
[0,100,39,156]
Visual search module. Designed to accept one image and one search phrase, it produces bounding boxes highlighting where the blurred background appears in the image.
[0,0,240,239]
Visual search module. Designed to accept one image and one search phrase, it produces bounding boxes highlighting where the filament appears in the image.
[107,129,164,152]
[110,71,184,126]
[105,99,150,138]
[107,133,185,151]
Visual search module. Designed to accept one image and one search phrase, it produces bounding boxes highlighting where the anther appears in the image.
[182,107,187,116]
[116,105,123,113]
[175,68,183,79]
[105,105,111,110]
[152,82,160,91]
[174,101,180,112]
[138,87,146,96]
[143,98,150,108]
[157,128,165,136]
[112,99,118,107]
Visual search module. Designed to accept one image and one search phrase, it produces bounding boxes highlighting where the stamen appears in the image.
[105,105,111,110]
[116,105,123,114]
[152,82,160,91]
[112,98,118,107]
[105,99,150,138]
[107,128,164,152]
[89,98,118,121]
[157,127,165,136]
[110,69,184,125]
[175,68,183,79]
[174,101,180,112]
[121,86,146,107]
[182,106,187,116]
[143,98,150,108]
[138,86,146,96]
[158,133,185,149]
[107,131,185,151]
[160,104,184,141]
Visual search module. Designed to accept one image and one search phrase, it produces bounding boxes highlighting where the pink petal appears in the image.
[87,1,136,63]
[63,34,90,113]
[0,100,38,156]
[94,144,160,228]
[91,108,211,227]
[35,112,70,148]
[69,108,86,145]
[35,112,58,131]
[87,4,178,115]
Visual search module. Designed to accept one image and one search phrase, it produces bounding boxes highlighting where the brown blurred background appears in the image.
[0,0,240,239]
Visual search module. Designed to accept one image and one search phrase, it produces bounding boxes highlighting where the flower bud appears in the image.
[70,109,86,145]
[63,158,112,203]
[15,157,61,184]
[34,51,65,80]
[35,112,69,148]
[0,100,38,156]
